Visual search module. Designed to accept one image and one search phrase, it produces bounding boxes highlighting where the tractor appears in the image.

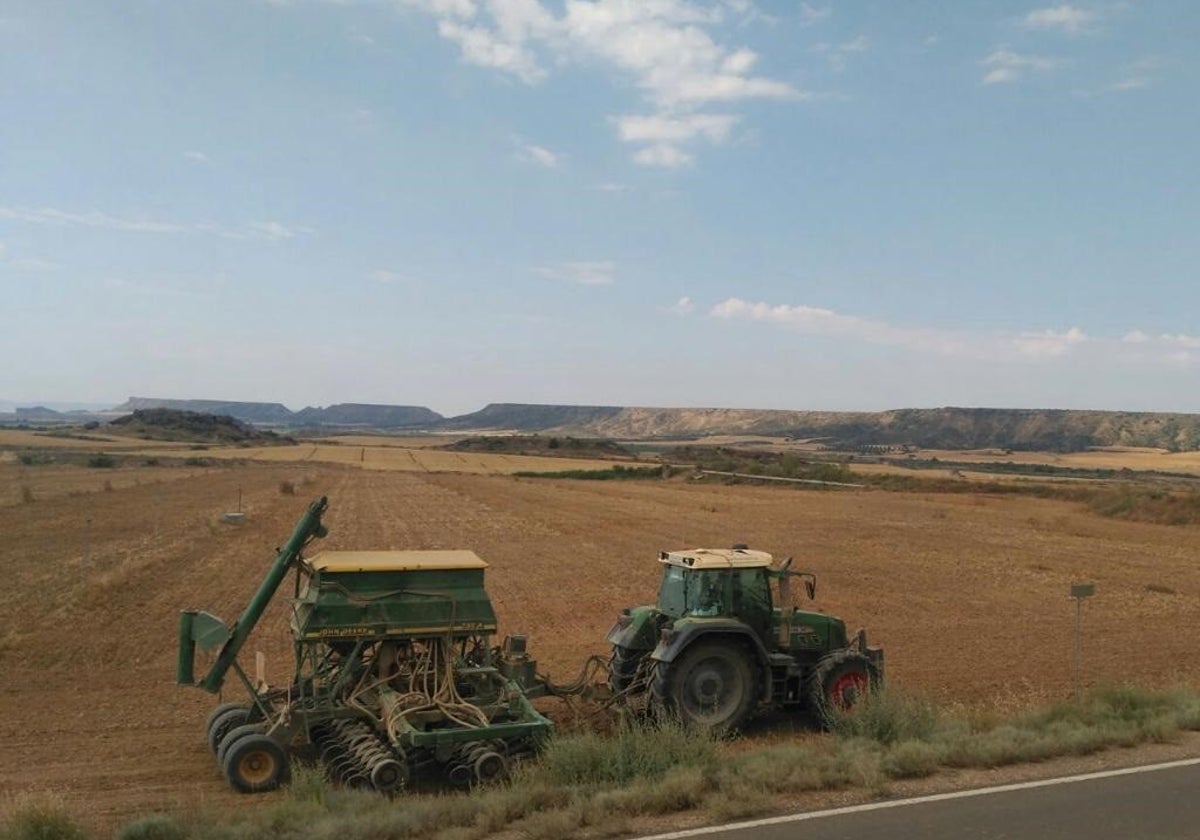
[606,546,884,734]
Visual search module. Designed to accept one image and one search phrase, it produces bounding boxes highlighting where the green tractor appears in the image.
[607,546,884,734]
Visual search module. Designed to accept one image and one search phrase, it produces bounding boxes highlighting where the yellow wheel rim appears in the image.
[237,749,277,786]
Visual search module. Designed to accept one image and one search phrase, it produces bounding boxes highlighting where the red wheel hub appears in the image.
[829,671,868,709]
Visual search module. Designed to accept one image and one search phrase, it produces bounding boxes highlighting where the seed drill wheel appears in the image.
[652,640,756,736]
[807,650,880,730]
[223,733,290,793]
[216,722,268,769]
[205,704,251,755]
[609,645,647,694]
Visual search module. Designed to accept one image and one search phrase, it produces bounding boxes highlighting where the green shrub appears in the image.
[116,814,187,840]
[512,466,664,480]
[1,797,89,840]
[881,739,944,779]
[536,719,715,786]
[828,689,940,745]
[86,454,115,469]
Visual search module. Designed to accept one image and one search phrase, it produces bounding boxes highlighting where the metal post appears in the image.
[1080,597,1089,700]
[1070,582,1095,705]
[83,516,92,589]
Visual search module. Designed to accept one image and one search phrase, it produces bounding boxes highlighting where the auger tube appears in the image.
[195,495,328,693]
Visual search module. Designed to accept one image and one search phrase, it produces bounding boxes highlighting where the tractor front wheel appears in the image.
[652,640,757,736]
[223,733,290,793]
[807,651,880,730]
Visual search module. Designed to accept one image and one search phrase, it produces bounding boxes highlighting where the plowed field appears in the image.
[3,453,1200,830]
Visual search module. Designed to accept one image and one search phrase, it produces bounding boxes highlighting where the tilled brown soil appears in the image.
[3,463,1200,831]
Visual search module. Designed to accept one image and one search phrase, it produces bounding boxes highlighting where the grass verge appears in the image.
[8,686,1200,840]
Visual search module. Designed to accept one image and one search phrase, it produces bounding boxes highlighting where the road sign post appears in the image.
[1071,582,1095,705]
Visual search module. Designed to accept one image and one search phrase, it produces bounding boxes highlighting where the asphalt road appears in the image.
[641,759,1200,840]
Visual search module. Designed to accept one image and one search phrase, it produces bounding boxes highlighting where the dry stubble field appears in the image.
[3,435,1200,830]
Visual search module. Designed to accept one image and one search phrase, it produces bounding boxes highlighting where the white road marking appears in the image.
[636,757,1200,839]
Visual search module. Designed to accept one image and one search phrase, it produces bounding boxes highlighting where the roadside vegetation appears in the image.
[514,465,668,480]
[7,685,1200,840]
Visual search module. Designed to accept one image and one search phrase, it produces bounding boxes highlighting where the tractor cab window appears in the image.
[658,565,688,616]
[658,567,728,617]
[685,570,726,616]
[733,569,772,636]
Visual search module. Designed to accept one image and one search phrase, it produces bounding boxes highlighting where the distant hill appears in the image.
[538,405,1200,453]
[108,408,293,444]
[292,403,442,428]
[115,397,294,424]
[437,403,623,431]
[114,397,443,429]
[23,397,1200,452]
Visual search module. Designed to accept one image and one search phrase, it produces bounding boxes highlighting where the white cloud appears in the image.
[633,143,694,168]
[615,112,738,144]
[245,221,297,241]
[710,297,1101,362]
[1022,5,1098,35]
[0,206,303,241]
[1122,330,1150,344]
[980,48,1059,84]
[711,297,967,355]
[798,3,830,27]
[535,260,615,286]
[812,35,868,72]
[1161,333,1200,349]
[437,19,547,82]
[370,269,408,284]
[184,150,210,164]
[1107,56,1162,93]
[391,0,801,165]
[665,296,695,315]
[1011,327,1088,358]
[615,112,739,164]
[10,257,60,271]
[514,137,562,167]
[590,182,631,193]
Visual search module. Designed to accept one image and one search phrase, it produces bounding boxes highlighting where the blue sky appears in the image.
[2,1,1197,416]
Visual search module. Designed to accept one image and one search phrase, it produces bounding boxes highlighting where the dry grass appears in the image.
[4,445,1200,830]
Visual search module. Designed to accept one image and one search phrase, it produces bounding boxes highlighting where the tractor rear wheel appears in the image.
[223,733,290,793]
[807,651,880,730]
[206,704,251,755]
[652,640,756,736]
[609,645,647,694]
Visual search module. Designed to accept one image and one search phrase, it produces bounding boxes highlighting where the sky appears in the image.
[2,1,1198,417]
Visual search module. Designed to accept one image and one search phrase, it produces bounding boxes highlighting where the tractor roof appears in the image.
[304,550,487,573]
[658,548,773,570]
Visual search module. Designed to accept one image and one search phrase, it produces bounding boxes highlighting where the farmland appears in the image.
[3,429,1200,830]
